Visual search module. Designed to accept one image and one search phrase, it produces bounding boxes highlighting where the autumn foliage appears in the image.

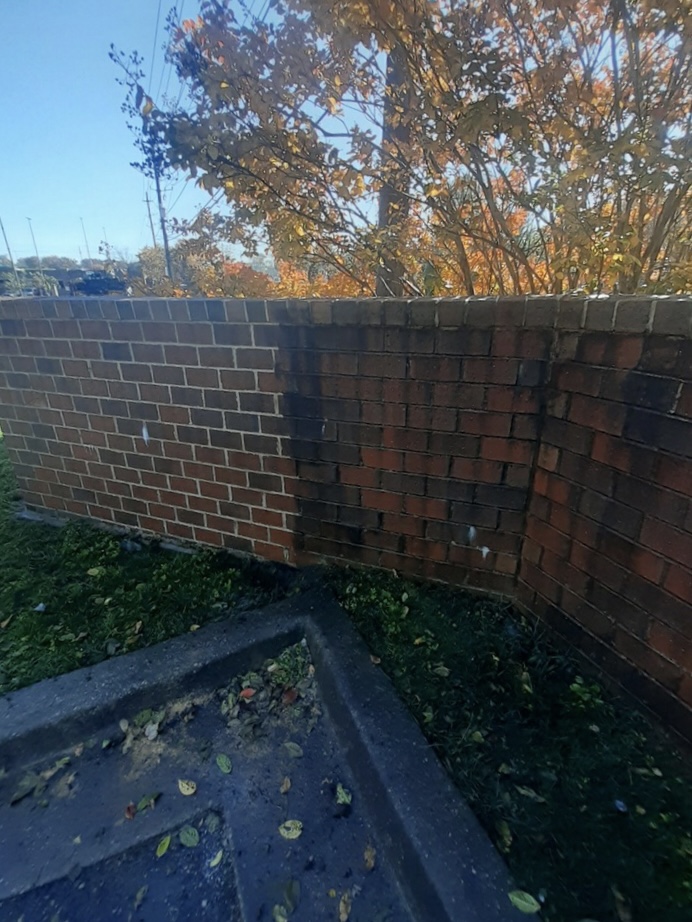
[141,0,690,296]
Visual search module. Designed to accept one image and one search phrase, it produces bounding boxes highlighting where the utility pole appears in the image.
[144,193,158,249]
[102,226,112,264]
[0,215,21,293]
[26,217,49,293]
[153,166,174,280]
[80,217,92,261]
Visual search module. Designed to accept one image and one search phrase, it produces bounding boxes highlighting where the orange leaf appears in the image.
[282,688,298,705]
[239,687,256,700]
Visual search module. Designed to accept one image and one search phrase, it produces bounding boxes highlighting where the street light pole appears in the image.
[26,217,50,295]
[80,217,92,261]
[0,215,21,293]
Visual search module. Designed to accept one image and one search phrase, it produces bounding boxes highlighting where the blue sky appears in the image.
[0,0,208,263]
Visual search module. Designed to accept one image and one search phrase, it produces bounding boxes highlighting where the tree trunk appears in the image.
[376,45,410,297]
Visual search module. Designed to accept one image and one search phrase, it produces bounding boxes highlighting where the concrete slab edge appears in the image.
[0,590,524,922]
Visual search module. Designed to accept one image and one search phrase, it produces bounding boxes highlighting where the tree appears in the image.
[149,0,691,295]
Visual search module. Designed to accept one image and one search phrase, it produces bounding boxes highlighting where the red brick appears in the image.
[463,358,518,385]
[361,489,402,513]
[664,564,692,604]
[404,495,448,520]
[450,458,503,483]
[656,455,689,495]
[612,335,643,369]
[480,437,532,465]
[458,411,511,437]
[648,622,692,671]
[361,447,403,471]
[403,453,449,477]
[677,383,692,418]
[641,519,692,567]
[615,629,682,691]
[569,395,625,435]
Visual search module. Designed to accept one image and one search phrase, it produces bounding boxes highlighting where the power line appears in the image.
[147,0,164,95]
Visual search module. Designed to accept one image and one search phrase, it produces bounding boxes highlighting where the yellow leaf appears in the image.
[280,776,291,794]
[295,225,305,238]
[209,849,223,868]
[278,819,303,840]
[178,779,197,796]
[141,96,154,117]
[339,891,352,921]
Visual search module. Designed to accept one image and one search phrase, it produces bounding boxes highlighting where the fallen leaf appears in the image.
[178,779,197,796]
[40,757,71,781]
[156,834,171,858]
[369,654,381,664]
[133,620,143,634]
[179,825,200,847]
[11,772,41,804]
[433,665,450,677]
[612,885,632,922]
[283,878,301,913]
[189,624,200,632]
[239,687,256,700]
[272,907,289,922]
[280,776,291,795]
[209,849,223,868]
[125,802,137,820]
[144,722,159,741]
[134,885,148,910]
[119,719,129,733]
[283,741,303,759]
[496,820,512,852]
[282,688,298,705]
[515,785,546,803]
[0,615,13,629]
[216,754,233,775]
[136,792,160,812]
[278,819,303,840]
[364,844,376,871]
[53,771,76,798]
[339,891,352,921]
[73,835,82,845]
[101,739,111,749]
[508,890,541,914]
[205,812,221,833]
[328,889,337,898]
[335,783,352,805]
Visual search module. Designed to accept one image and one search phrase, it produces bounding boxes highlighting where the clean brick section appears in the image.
[0,295,691,741]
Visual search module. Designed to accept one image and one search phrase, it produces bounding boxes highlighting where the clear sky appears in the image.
[0,0,208,264]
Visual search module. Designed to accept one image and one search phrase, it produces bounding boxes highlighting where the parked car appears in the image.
[73,273,127,296]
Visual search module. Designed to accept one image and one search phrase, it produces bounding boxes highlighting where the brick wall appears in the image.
[0,295,690,738]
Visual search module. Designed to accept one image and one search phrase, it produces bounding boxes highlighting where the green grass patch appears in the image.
[328,566,692,922]
[0,439,287,693]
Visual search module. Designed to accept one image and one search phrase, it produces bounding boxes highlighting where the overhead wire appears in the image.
[147,0,164,95]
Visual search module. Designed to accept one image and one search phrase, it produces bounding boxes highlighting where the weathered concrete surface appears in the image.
[0,590,525,921]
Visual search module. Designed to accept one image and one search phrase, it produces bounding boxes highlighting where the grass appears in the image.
[328,567,692,922]
[0,439,288,693]
[1,436,691,920]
